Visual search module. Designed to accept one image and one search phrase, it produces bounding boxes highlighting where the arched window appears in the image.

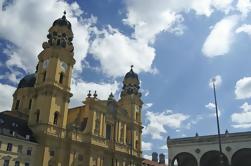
[43,72,46,82]
[53,112,59,125]
[36,110,40,123]
[59,72,64,84]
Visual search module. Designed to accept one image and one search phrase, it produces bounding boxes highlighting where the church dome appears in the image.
[17,73,36,89]
[120,66,141,97]
[123,66,140,87]
[124,68,139,81]
[52,14,71,30]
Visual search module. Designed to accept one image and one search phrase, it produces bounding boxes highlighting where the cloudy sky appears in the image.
[1,0,251,160]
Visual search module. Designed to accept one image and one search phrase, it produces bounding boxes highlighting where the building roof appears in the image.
[142,159,166,166]
[0,111,36,142]
[167,131,251,146]
[17,73,36,89]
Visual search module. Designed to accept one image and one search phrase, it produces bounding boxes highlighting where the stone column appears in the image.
[100,113,103,136]
[117,121,121,142]
[124,124,127,144]
[92,111,96,134]
[103,115,106,138]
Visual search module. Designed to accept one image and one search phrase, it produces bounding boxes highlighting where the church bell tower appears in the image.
[28,12,75,130]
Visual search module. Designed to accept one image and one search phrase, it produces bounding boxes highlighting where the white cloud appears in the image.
[205,102,216,110]
[237,0,251,17]
[0,0,93,74]
[142,89,150,97]
[124,0,184,43]
[235,77,251,99]
[205,102,221,117]
[70,79,119,108]
[0,71,22,84]
[0,83,16,111]
[231,102,251,128]
[185,115,203,129]
[89,26,156,77]
[143,154,152,160]
[209,75,222,88]
[160,145,168,150]
[142,141,152,151]
[202,15,239,57]
[123,0,234,45]
[212,0,234,14]
[142,103,153,111]
[143,110,189,139]
[236,24,251,35]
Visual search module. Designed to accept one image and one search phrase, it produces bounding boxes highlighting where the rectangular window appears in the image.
[3,160,9,166]
[27,148,32,156]
[59,72,64,84]
[0,141,2,149]
[17,145,23,153]
[15,100,20,110]
[136,112,139,121]
[50,150,54,156]
[28,99,32,110]
[78,154,83,161]
[25,162,29,166]
[106,124,111,140]
[7,143,12,151]
[94,113,100,135]
[43,72,46,82]
[15,161,20,166]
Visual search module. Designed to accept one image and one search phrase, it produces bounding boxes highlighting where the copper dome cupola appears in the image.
[52,11,72,30]
[17,73,36,89]
[120,65,141,97]
[42,11,74,52]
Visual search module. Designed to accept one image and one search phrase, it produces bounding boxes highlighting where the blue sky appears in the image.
[1,0,251,160]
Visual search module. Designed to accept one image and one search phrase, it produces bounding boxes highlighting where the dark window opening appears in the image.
[59,72,64,84]
[27,149,32,156]
[25,162,30,166]
[36,110,40,123]
[28,99,32,110]
[136,112,139,121]
[57,39,60,45]
[7,143,12,151]
[15,161,20,166]
[4,160,9,166]
[15,100,20,110]
[106,124,112,140]
[78,154,83,161]
[53,112,59,125]
[135,140,139,150]
[50,150,55,156]
[43,72,46,82]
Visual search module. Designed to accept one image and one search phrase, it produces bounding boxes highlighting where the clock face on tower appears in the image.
[43,59,49,69]
[60,61,68,72]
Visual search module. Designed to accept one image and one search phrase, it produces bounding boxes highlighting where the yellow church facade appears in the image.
[0,13,143,166]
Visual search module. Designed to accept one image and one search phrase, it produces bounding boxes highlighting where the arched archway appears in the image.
[200,150,229,166]
[231,148,251,166]
[171,152,198,166]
